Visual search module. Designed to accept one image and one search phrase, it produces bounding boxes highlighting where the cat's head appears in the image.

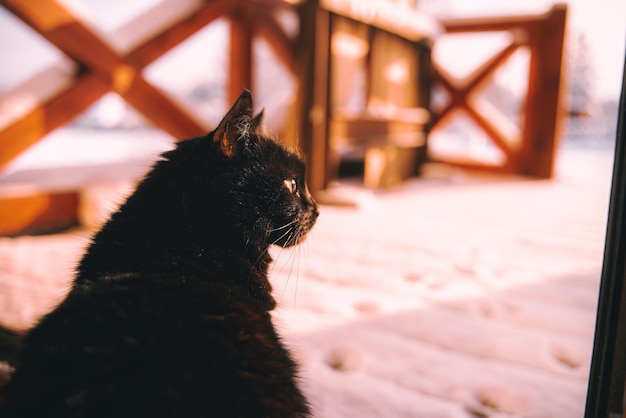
[173,90,318,251]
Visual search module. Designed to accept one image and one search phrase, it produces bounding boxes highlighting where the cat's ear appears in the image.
[251,109,264,133]
[213,90,254,158]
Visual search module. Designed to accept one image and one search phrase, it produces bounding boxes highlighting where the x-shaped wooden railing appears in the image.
[1,1,567,181]
[0,0,296,170]
[431,4,567,178]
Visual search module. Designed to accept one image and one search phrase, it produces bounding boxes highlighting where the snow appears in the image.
[0,141,614,417]
[269,145,612,417]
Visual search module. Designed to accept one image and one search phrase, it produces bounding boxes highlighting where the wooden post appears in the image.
[521,4,567,177]
[417,39,433,163]
[294,0,332,196]
[228,12,253,105]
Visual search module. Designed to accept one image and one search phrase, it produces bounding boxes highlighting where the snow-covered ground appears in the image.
[0,138,615,417]
[273,144,612,417]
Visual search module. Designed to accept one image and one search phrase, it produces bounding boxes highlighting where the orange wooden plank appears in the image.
[228,13,254,105]
[308,8,333,194]
[520,4,567,177]
[0,74,107,169]
[440,13,538,33]
[0,191,79,236]
[129,0,232,68]
[292,2,332,195]
[463,40,521,92]
[2,0,124,78]
[464,103,515,160]
[122,76,209,139]
[427,157,516,174]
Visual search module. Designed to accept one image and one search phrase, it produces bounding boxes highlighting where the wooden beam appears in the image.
[465,102,514,160]
[2,0,127,80]
[256,14,297,74]
[293,2,332,196]
[0,191,79,236]
[129,0,232,67]
[120,75,207,139]
[463,40,521,92]
[520,4,567,177]
[0,74,107,169]
[228,12,254,105]
[308,7,333,194]
[440,3,565,35]
[433,40,520,125]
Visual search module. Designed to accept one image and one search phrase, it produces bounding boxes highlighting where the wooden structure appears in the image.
[0,0,298,170]
[430,4,568,177]
[0,0,568,235]
[291,0,438,191]
[0,0,298,235]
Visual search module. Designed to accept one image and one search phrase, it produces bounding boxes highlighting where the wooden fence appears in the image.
[430,4,568,177]
[0,0,297,169]
[0,0,568,234]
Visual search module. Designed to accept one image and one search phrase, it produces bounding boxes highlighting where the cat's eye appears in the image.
[284,178,298,195]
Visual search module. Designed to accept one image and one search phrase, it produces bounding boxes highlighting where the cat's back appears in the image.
[0,90,316,417]
[1,273,309,418]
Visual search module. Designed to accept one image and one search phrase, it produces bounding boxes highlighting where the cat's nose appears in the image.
[312,204,320,220]
[304,185,319,220]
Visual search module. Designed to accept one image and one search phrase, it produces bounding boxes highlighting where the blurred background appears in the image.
[0,0,624,216]
[0,0,623,208]
[0,0,623,229]
[0,0,624,416]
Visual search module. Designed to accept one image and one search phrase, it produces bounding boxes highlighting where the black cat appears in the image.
[0,90,318,417]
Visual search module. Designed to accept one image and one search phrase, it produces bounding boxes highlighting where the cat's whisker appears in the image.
[281,244,298,303]
[270,245,287,276]
[293,244,301,318]
[269,220,298,233]
[245,201,300,295]
[269,228,298,281]
[250,245,270,270]
[272,228,293,244]
[278,247,296,302]
[271,226,294,247]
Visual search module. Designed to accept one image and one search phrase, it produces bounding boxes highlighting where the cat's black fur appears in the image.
[0,91,318,417]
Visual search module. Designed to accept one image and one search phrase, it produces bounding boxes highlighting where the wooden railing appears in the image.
[0,0,297,170]
[430,4,568,178]
[0,0,567,185]
[0,0,302,235]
